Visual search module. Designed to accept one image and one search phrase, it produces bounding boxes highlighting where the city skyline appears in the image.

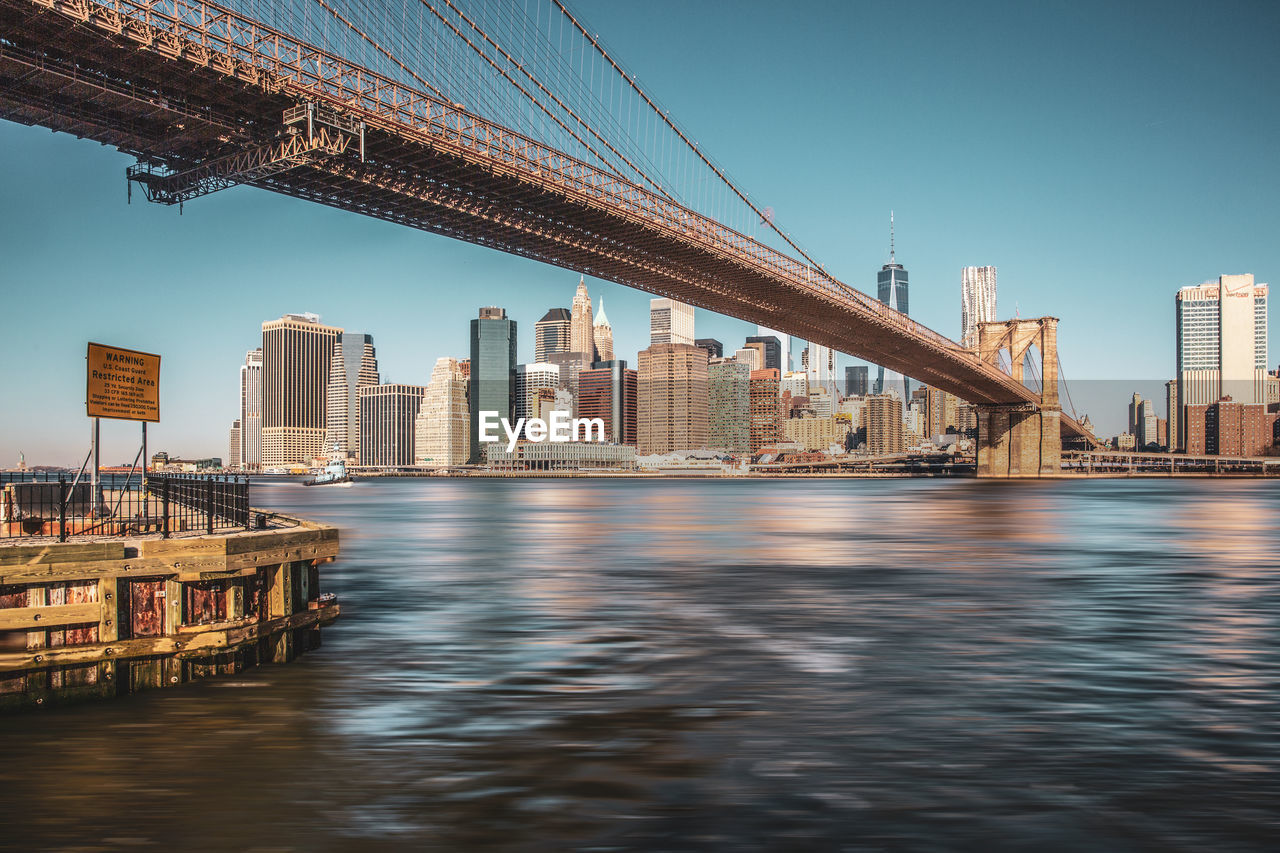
[2,0,1278,463]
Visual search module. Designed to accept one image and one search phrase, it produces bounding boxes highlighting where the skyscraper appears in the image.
[1166,380,1179,452]
[745,335,783,372]
[961,266,998,349]
[806,342,836,397]
[650,297,694,346]
[469,306,517,463]
[534,308,572,364]
[515,362,561,421]
[1176,274,1269,448]
[749,368,783,455]
[865,393,905,454]
[359,384,427,467]
[579,359,637,445]
[415,357,469,468]
[238,348,263,470]
[876,212,909,401]
[694,338,724,359]
[570,277,596,360]
[845,365,868,397]
[637,343,708,454]
[593,296,615,362]
[228,419,241,470]
[261,313,342,468]
[756,326,791,371]
[708,358,750,453]
[325,332,379,462]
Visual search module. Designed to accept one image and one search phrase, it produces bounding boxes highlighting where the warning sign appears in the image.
[86,342,161,422]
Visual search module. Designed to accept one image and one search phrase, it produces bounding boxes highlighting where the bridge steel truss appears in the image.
[0,0,1092,435]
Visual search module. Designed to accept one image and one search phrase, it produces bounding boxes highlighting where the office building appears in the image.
[784,415,843,451]
[469,307,518,463]
[1176,274,1269,447]
[650,297,695,346]
[805,343,836,397]
[415,357,469,468]
[694,338,724,359]
[865,393,905,454]
[708,358,750,453]
[734,346,763,372]
[637,343,708,454]
[261,313,342,468]
[757,326,791,371]
[593,296,614,362]
[781,370,808,400]
[579,359,637,445]
[534,308,572,364]
[745,335,783,372]
[924,386,958,437]
[515,362,561,421]
[325,332,379,462]
[845,365,869,397]
[1165,380,1179,451]
[749,368,783,455]
[570,277,596,360]
[961,266,998,349]
[359,383,427,467]
[876,213,910,401]
[238,348,263,470]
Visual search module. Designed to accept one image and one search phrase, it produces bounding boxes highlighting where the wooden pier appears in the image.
[0,517,339,710]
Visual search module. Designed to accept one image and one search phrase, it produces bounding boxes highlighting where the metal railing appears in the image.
[1,471,252,541]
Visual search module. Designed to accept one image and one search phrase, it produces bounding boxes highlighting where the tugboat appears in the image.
[304,446,354,487]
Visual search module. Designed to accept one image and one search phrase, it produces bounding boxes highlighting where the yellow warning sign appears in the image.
[86,342,161,422]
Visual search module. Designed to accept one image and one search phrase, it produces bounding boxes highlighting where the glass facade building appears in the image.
[469,307,518,463]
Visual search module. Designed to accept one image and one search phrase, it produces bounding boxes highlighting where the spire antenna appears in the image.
[889,210,895,263]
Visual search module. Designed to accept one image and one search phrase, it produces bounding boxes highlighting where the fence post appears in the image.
[162,478,170,539]
[58,474,68,542]
[206,476,214,535]
[243,476,251,531]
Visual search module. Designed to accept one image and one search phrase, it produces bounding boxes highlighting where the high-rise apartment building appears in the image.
[228,419,241,470]
[469,307,517,463]
[415,357,469,468]
[749,368,783,455]
[924,386,958,437]
[961,266,998,349]
[708,358,750,454]
[649,298,694,346]
[734,346,762,372]
[845,365,869,397]
[636,343,708,454]
[781,370,808,400]
[516,362,561,421]
[325,332,379,462]
[359,384,427,467]
[534,308,572,364]
[865,393,905,454]
[592,296,614,362]
[261,313,342,468]
[578,359,637,445]
[238,348,263,470]
[570,277,596,360]
[1165,380,1179,452]
[1176,274,1269,448]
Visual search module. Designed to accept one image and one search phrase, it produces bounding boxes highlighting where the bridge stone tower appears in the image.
[974,317,1062,478]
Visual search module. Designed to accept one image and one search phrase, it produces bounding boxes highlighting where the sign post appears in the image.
[86,342,161,524]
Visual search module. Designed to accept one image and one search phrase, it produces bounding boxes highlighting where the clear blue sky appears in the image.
[1,0,1277,464]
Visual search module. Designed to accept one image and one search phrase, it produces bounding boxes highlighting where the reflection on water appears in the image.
[2,478,1279,850]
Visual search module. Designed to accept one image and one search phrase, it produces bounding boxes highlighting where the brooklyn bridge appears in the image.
[0,0,1098,475]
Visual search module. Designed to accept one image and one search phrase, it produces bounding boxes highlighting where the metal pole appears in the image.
[91,417,100,517]
[142,421,149,526]
[205,476,214,535]
[58,474,67,542]
[162,478,170,539]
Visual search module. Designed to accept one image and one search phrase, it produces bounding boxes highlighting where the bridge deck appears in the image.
[1,0,1090,435]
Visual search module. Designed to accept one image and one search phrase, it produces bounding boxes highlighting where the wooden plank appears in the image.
[0,541,125,568]
[0,601,101,631]
[223,525,335,556]
[224,540,339,572]
[0,605,338,671]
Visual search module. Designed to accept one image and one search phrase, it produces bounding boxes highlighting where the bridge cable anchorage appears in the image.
[127,103,362,205]
[547,0,833,278]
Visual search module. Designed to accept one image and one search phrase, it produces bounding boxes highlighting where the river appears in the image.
[2,478,1278,850]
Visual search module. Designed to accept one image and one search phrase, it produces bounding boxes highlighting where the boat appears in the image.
[304,446,354,487]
